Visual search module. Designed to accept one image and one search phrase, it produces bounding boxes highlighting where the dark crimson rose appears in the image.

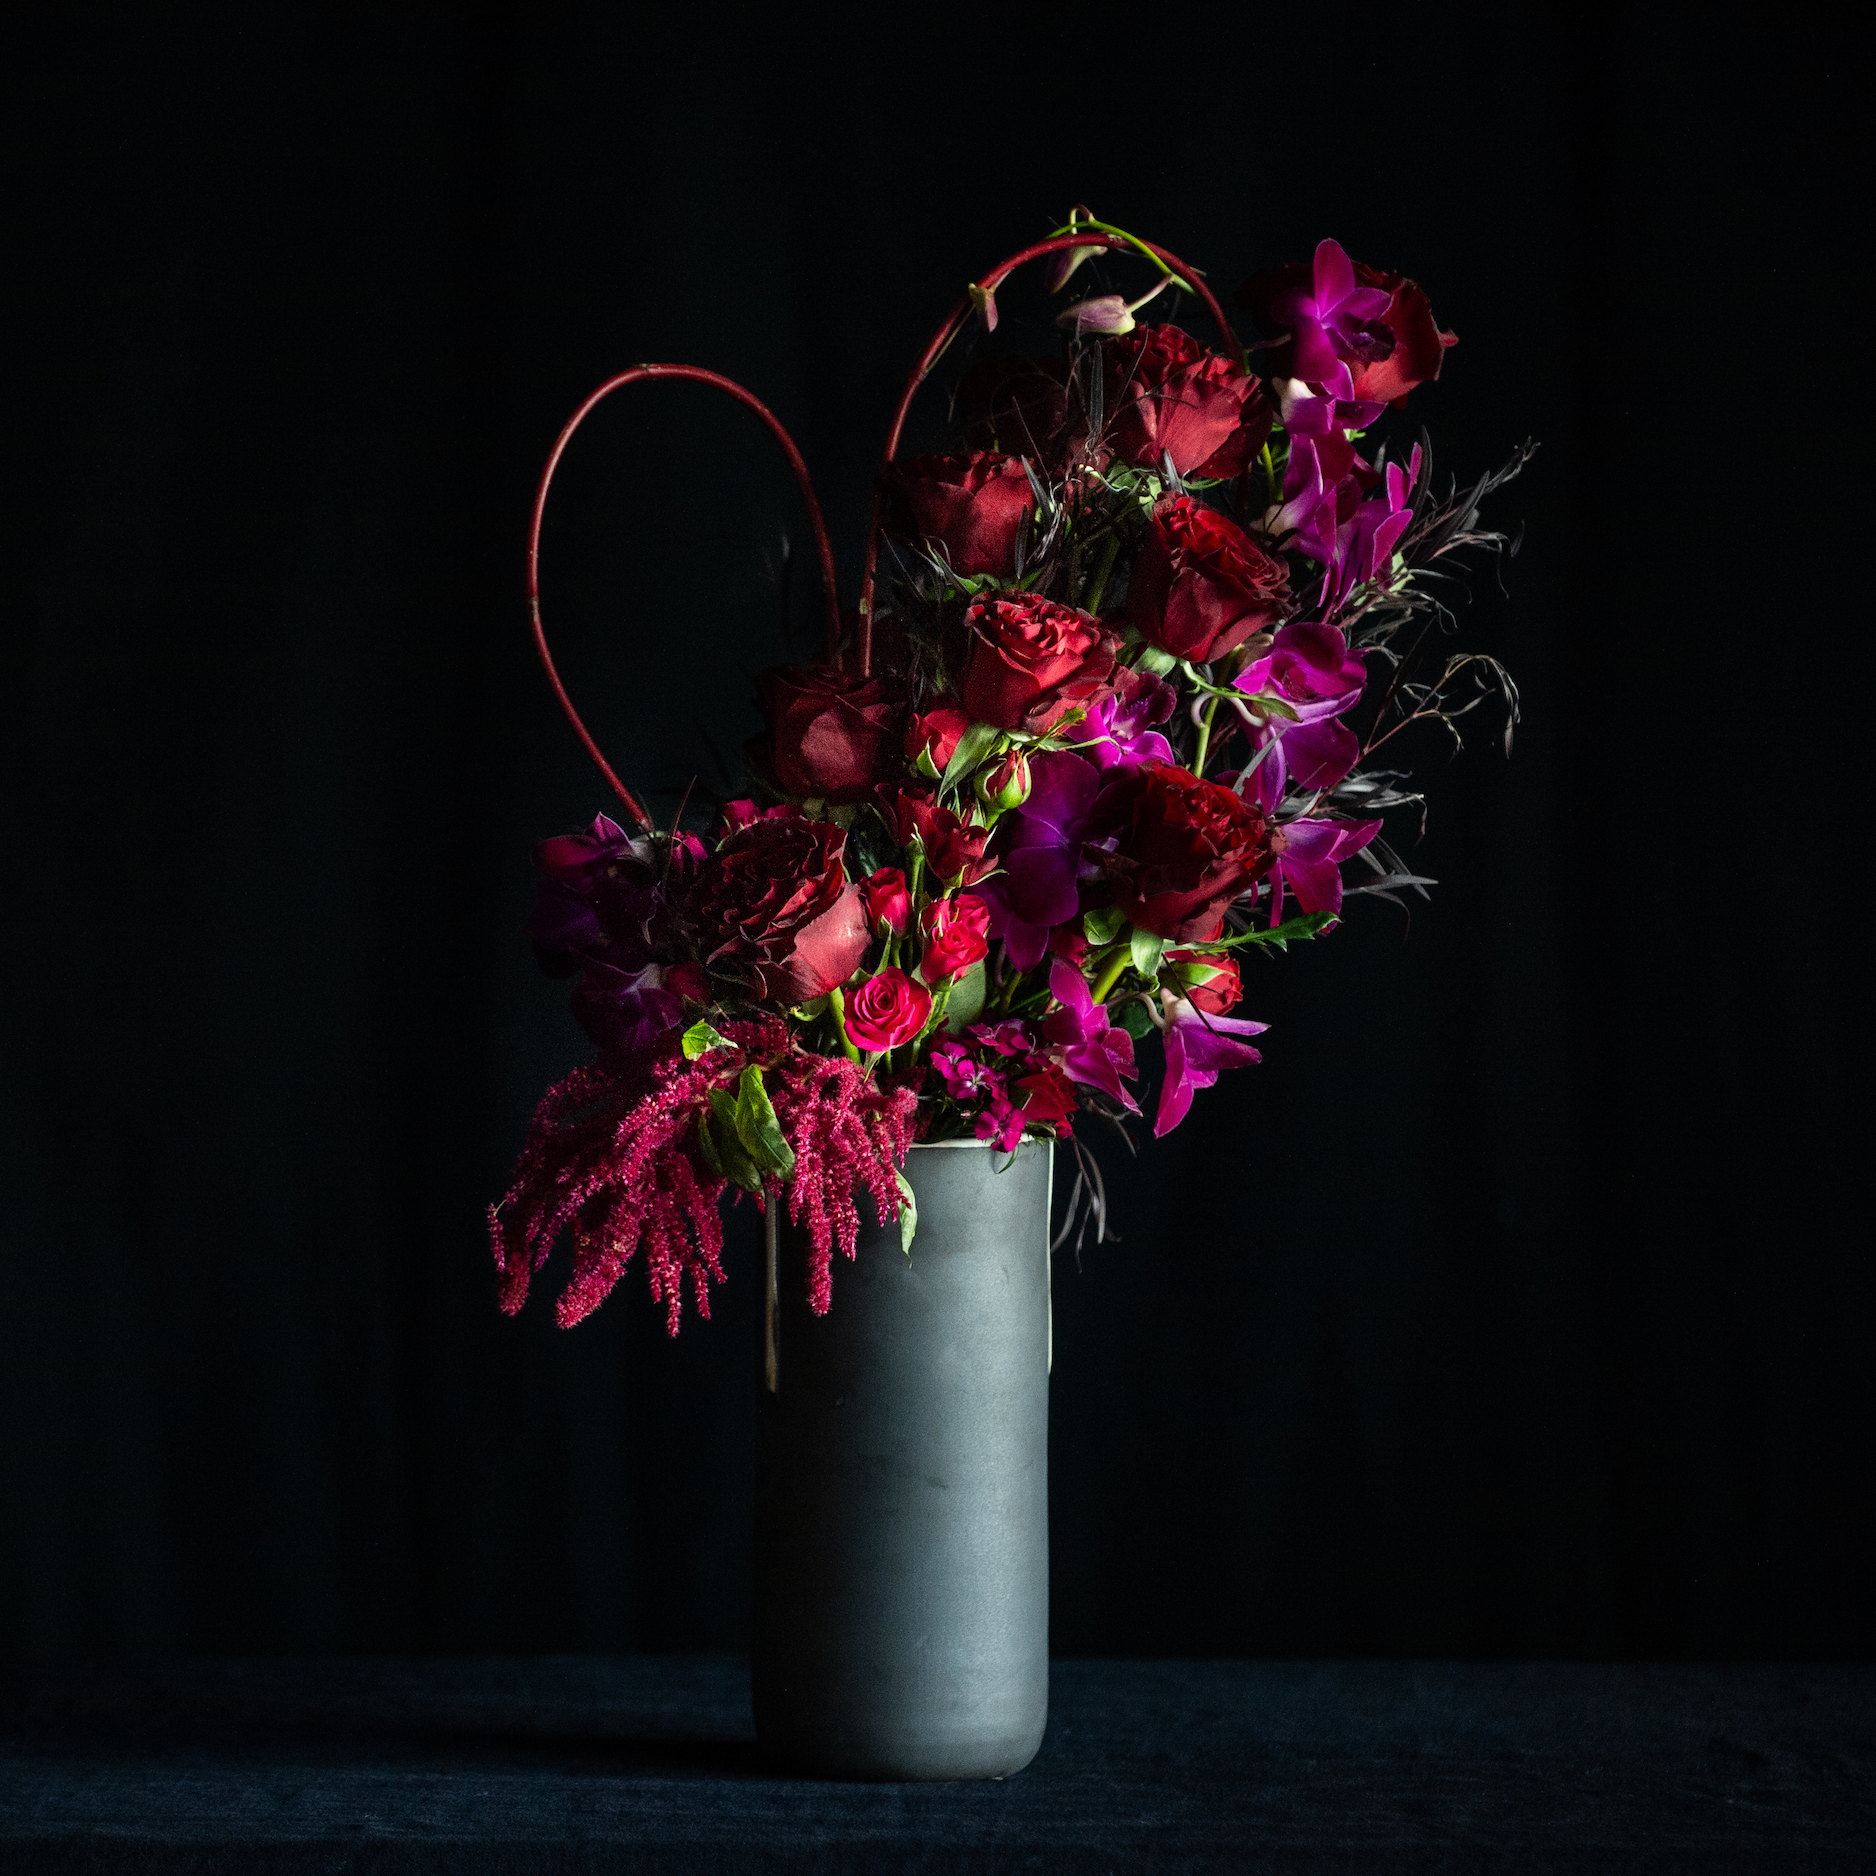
[904,702,974,775]
[861,866,912,937]
[919,892,990,985]
[876,785,993,887]
[843,967,931,1051]
[685,804,870,1003]
[1103,325,1272,478]
[1098,765,1279,941]
[960,594,1119,735]
[1129,494,1293,663]
[754,664,907,805]
[1166,947,1242,1015]
[881,452,1035,579]
[1237,259,1456,409]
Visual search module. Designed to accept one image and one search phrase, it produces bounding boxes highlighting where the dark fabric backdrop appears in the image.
[4,16,1866,1662]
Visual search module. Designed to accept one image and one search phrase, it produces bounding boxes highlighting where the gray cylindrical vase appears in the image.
[752,1138,1053,1781]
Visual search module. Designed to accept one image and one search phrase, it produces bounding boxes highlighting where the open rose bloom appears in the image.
[493,217,1529,1332]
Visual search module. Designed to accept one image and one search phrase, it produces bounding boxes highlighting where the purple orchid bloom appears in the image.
[1264,240,1393,434]
[1154,994,1269,1137]
[983,751,1105,968]
[1318,446,1422,615]
[568,955,685,1064]
[1234,622,1368,803]
[1040,956,1140,1112]
[1081,667,1178,771]
[1265,815,1383,924]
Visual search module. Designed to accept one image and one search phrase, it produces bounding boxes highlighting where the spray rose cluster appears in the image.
[499,214,1526,1331]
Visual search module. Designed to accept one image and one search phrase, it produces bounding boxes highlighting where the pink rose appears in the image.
[844,968,932,1051]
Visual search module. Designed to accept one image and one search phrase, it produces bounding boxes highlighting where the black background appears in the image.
[4,16,1867,1664]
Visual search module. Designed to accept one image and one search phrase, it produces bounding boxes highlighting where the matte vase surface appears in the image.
[752,1139,1052,1781]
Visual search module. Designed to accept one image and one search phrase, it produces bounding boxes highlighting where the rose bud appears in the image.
[753,664,908,805]
[843,967,933,1052]
[904,703,974,778]
[663,961,711,1006]
[960,593,1119,735]
[875,786,995,886]
[1129,494,1292,663]
[1165,947,1242,1015]
[861,866,913,937]
[1102,324,1272,479]
[919,892,991,986]
[975,747,1032,812]
[880,452,1036,580]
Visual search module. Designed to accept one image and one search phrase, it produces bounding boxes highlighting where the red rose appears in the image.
[960,594,1118,735]
[877,785,993,887]
[905,703,974,775]
[861,866,913,937]
[919,892,990,985]
[1236,260,1456,409]
[1129,494,1293,663]
[754,664,907,804]
[881,452,1035,579]
[1103,325,1273,478]
[1166,947,1242,1015]
[843,967,932,1051]
[1015,1061,1079,1127]
[685,805,870,1002]
[1099,765,1279,941]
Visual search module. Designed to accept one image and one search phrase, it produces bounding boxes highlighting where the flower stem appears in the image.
[828,985,862,1064]
[1081,528,1124,615]
[1192,697,1219,777]
[1089,943,1132,1005]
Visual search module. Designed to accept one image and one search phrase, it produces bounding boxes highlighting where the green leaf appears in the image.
[695,1110,726,1178]
[1115,999,1154,1040]
[943,959,987,1032]
[1208,911,1339,951]
[894,1167,918,1257]
[1129,926,1166,980]
[734,1065,797,1181]
[915,741,943,782]
[788,995,830,1022]
[940,720,1003,797]
[681,1020,729,1060]
[1135,646,1177,677]
[1083,904,1127,946]
[703,1091,764,1192]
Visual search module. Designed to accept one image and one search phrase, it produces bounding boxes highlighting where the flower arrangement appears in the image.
[492,212,1531,1334]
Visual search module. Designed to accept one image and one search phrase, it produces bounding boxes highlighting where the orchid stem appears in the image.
[1089,944,1132,1005]
[1192,698,1219,777]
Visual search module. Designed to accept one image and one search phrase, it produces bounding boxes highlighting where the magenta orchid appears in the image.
[1154,995,1270,1138]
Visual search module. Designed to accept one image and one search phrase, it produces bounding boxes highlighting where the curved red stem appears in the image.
[529,364,844,830]
[854,233,1243,675]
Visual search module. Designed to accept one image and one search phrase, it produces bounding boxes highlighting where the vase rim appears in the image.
[909,1137,1047,1150]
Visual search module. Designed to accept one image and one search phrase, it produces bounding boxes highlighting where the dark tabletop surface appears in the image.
[1,1657,1870,1873]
